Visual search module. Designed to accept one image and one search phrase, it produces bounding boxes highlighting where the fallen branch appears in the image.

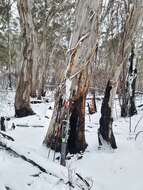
[76,173,91,189]
[133,116,143,132]
[0,142,92,189]
[135,131,143,141]
[0,132,14,141]
[0,142,59,178]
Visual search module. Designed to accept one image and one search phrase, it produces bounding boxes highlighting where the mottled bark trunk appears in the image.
[30,30,39,98]
[44,0,101,154]
[119,62,128,117]
[15,0,35,117]
[121,46,137,117]
[98,81,117,149]
[43,70,89,153]
[37,33,48,100]
[98,5,140,149]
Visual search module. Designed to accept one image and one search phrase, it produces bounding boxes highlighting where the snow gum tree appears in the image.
[44,0,102,154]
[14,0,36,117]
[98,3,141,149]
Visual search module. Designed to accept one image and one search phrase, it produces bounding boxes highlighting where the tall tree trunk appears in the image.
[98,4,140,149]
[30,31,39,98]
[37,34,48,100]
[43,0,101,154]
[7,0,12,89]
[15,0,35,117]
[121,46,137,117]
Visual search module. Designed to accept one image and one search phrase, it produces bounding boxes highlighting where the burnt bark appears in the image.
[68,95,88,154]
[43,0,101,156]
[98,81,117,149]
[44,73,89,154]
[121,46,137,117]
[0,117,6,131]
[98,4,140,149]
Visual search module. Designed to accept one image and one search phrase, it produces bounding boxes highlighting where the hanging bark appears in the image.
[15,0,36,117]
[121,46,137,117]
[98,4,141,149]
[43,0,102,154]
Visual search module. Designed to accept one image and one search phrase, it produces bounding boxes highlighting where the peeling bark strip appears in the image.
[98,4,141,149]
[15,0,36,117]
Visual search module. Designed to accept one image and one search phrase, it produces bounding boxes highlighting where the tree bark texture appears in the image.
[15,0,36,117]
[43,0,101,154]
[121,46,137,117]
[98,4,140,149]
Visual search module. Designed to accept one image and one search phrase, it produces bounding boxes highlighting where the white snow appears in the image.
[1,91,143,190]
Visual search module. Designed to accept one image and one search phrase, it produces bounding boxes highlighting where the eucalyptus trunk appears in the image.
[15,0,36,117]
[98,4,140,149]
[43,0,101,154]
[121,46,137,117]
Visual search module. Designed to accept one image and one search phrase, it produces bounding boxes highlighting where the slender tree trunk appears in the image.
[7,0,12,89]
[119,62,128,117]
[15,0,35,117]
[30,32,39,98]
[121,46,137,117]
[37,36,48,100]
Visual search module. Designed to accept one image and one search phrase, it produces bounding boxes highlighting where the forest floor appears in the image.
[0,90,143,190]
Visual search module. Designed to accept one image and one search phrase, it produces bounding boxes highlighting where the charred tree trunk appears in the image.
[98,81,117,149]
[0,117,6,131]
[44,0,101,155]
[43,71,89,154]
[68,93,88,153]
[98,5,140,149]
[15,0,35,117]
[121,46,137,117]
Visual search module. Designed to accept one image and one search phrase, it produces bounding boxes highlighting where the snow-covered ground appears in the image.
[1,91,143,190]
